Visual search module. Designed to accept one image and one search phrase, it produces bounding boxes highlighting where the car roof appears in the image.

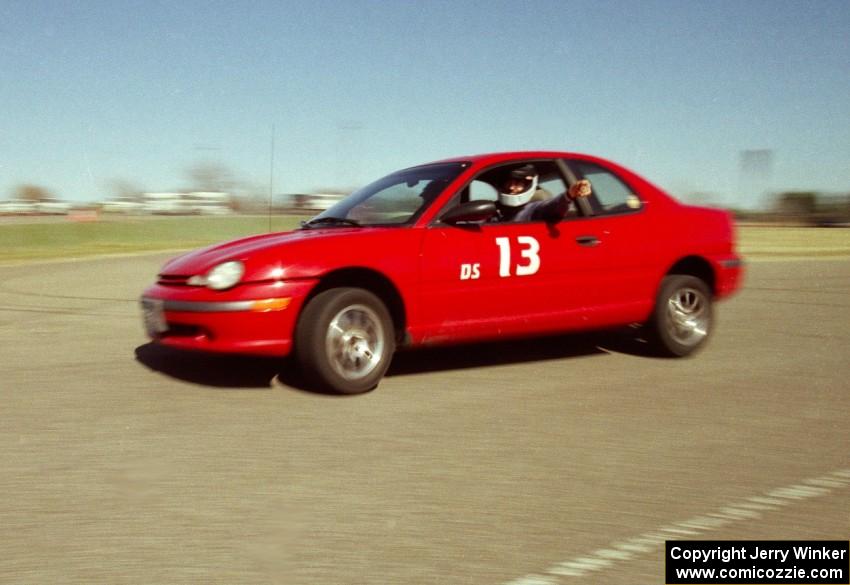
[423,151,630,171]
[420,151,649,182]
[428,151,587,163]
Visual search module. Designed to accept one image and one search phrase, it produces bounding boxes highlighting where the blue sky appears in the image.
[1,0,848,207]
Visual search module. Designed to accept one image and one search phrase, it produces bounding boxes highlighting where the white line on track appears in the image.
[501,467,850,585]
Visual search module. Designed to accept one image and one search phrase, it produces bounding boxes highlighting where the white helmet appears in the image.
[499,165,539,207]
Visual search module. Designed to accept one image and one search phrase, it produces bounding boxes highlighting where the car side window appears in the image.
[570,161,642,216]
[460,160,571,223]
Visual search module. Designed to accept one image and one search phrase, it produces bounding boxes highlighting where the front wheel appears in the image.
[295,288,395,394]
[646,275,713,357]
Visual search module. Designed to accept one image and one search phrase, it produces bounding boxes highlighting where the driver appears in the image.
[496,164,592,222]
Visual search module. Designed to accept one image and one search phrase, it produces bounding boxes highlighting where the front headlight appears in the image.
[204,260,244,290]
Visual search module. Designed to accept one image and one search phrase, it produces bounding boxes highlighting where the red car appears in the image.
[141,152,743,393]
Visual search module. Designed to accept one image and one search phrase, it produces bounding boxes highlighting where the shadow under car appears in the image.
[134,328,661,394]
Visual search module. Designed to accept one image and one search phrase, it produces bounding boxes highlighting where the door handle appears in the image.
[576,235,600,247]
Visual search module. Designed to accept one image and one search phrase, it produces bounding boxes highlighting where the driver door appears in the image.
[416,161,591,343]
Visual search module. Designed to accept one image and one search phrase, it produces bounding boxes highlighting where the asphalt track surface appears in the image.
[1,253,848,585]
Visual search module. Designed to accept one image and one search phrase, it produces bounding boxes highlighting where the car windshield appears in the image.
[304,162,467,227]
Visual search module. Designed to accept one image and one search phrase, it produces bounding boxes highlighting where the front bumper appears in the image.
[140,279,318,356]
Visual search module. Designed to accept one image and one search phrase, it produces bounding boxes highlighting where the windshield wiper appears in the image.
[300,217,362,229]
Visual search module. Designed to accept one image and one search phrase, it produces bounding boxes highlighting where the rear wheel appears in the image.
[295,288,395,394]
[647,275,713,357]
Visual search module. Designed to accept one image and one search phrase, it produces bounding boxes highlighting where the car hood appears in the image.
[160,228,363,279]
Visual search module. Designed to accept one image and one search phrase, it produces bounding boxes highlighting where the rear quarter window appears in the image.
[571,161,642,215]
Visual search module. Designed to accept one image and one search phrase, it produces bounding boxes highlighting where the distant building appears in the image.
[143,192,184,215]
[0,200,35,215]
[35,198,71,215]
[291,193,345,212]
[0,199,72,215]
[183,191,232,215]
[139,192,232,215]
[100,197,145,214]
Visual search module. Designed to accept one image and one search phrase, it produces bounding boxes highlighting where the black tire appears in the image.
[295,288,395,394]
[646,274,713,357]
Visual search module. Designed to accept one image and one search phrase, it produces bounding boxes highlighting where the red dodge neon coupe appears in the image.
[141,152,743,393]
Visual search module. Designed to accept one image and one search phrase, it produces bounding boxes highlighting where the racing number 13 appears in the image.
[495,236,540,277]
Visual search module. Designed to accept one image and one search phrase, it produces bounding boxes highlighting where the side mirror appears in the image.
[440,200,497,225]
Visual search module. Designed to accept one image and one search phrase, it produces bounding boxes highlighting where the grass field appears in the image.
[0,215,302,262]
[0,216,848,263]
[737,225,850,258]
